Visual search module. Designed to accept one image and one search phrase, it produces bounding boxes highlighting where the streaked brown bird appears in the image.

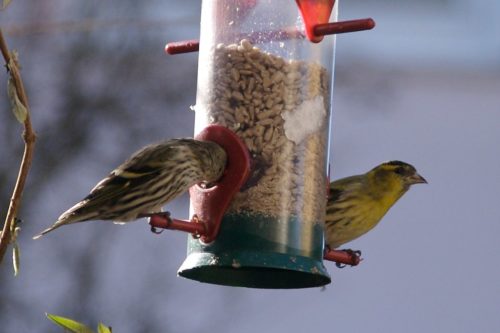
[34,139,226,238]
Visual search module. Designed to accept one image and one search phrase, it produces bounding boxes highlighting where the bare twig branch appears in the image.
[2,17,197,37]
[0,29,36,268]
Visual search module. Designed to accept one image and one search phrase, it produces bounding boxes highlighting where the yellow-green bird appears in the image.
[325,161,427,250]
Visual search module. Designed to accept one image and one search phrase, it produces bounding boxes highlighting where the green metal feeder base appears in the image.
[178,212,331,289]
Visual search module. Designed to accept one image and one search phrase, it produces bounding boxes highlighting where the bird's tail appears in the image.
[32,221,67,239]
[32,202,94,239]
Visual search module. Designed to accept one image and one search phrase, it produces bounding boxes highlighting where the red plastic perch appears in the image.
[149,214,207,237]
[323,248,362,266]
[165,18,375,55]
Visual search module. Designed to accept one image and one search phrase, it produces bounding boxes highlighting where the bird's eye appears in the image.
[394,167,405,175]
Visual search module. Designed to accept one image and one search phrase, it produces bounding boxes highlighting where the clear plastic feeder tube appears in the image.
[195,0,335,222]
[183,0,337,288]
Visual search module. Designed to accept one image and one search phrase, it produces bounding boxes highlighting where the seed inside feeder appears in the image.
[282,95,326,144]
[195,39,330,224]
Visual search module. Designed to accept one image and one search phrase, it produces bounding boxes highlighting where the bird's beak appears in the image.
[409,172,427,185]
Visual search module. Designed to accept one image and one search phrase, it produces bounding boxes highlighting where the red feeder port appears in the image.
[189,125,251,243]
[296,0,335,43]
[149,125,251,243]
[165,39,199,55]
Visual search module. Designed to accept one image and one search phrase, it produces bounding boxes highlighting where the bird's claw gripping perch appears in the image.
[323,247,362,267]
[147,212,172,234]
[335,249,362,268]
[150,226,164,234]
[148,212,207,238]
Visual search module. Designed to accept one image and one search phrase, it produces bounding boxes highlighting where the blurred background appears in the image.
[1,0,499,332]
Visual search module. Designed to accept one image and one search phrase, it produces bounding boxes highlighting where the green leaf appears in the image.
[12,243,20,276]
[1,0,13,10]
[97,322,112,333]
[11,221,21,276]
[7,76,28,124]
[46,313,95,333]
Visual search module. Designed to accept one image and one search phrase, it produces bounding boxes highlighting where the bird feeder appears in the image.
[153,0,373,288]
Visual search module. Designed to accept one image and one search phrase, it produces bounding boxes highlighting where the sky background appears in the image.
[1,0,499,332]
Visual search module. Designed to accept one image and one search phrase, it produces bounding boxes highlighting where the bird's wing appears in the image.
[329,175,365,202]
[328,185,345,202]
[82,165,163,209]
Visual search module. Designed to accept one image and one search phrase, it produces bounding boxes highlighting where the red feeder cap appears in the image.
[296,0,335,43]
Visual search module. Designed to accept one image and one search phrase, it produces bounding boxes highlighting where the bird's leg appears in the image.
[335,248,362,268]
[150,225,163,234]
[335,262,346,268]
[341,249,362,257]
